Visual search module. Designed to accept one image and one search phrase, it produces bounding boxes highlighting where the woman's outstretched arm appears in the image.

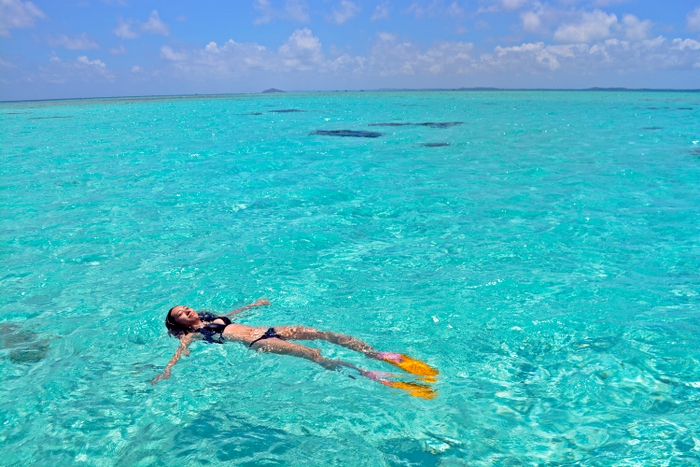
[151,334,193,384]
[224,298,270,317]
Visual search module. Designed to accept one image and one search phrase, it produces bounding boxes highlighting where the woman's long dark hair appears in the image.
[165,307,216,338]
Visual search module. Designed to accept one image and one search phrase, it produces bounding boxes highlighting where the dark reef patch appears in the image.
[421,142,450,147]
[369,121,463,128]
[27,116,73,120]
[642,127,664,130]
[381,438,439,467]
[55,181,80,187]
[312,130,383,138]
[677,107,694,110]
[242,112,264,116]
[269,109,304,113]
[423,122,463,128]
[0,323,50,364]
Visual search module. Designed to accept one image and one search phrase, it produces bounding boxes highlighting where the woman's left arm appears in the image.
[224,298,270,317]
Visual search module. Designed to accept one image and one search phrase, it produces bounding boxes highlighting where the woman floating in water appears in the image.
[152,299,439,398]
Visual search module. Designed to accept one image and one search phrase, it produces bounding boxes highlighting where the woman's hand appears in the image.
[151,370,171,385]
[227,298,270,317]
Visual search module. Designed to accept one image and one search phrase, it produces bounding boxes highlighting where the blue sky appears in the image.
[1,0,699,100]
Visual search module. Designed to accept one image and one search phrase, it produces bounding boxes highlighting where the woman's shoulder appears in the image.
[198,312,231,324]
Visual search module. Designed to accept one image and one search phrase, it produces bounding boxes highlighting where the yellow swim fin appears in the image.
[367,352,439,382]
[381,380,437,400]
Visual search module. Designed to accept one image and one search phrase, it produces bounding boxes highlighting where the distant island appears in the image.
[262,88,284,93]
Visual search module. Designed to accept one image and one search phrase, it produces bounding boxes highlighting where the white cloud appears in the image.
[160,45,189,62]
[478,0,529,13]
[688,7,700,32]
[406,0,473,19]
[591,0,627,5]
[484,42,577,71]
[110,44,126,55]
[672,38,700,51]
[131,65,142,72]
[481,35,700,73]
[371,1,390,21]
[521,10,542,33]
[331,1,360,25]
[141,10,169,35]
[446,2,464,18]
[253,0,275,24]
[113,17,138,39]
[554,10,617,43]
[368,32,475,76]
[253,0,310,25]
[550,10,654,44]
[77,55,106,68]
[160,39,275,80]
[501,0,527,11]
[1,57,17,68]
[279,28,324,69]
[285,0,310,22]
[155,26,700,85]
[112,10,169,38]
[0,0,45,37]
[39,54,114,83]
[622,14,651,41]
[47,33,99,50]
[406,1,440,18]
[159,28,358,79]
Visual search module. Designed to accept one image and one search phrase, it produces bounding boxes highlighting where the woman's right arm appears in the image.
[224,298,270,317]
[151,334,193,384]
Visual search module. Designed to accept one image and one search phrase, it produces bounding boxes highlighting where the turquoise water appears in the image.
[1,91,699,465]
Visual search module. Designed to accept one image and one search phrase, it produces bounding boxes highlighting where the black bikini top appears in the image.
[197,313,232,344]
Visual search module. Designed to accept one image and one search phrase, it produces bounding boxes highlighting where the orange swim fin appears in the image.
[367,352,439,382]
[381,380,437,400]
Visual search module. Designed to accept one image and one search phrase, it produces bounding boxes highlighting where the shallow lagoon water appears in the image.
[1,91,699,465]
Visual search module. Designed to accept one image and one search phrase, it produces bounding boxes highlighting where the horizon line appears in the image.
[2,86,700,104]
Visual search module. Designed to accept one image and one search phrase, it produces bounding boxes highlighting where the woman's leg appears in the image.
[274,326,376,353]
[251,338,359,371]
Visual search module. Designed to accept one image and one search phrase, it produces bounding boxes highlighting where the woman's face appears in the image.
[170,305,199,327]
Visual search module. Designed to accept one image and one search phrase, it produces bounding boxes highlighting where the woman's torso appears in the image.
[197,318,266,344]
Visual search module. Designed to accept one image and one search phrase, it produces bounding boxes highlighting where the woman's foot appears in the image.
[360,370,395,381]
[360,370,438,399]
[366,352,403,363]
[317,358,361,372]
[366,352,439,382]
[381,381,437,400]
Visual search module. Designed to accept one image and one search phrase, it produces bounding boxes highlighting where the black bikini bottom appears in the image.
[249,327,284,347]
